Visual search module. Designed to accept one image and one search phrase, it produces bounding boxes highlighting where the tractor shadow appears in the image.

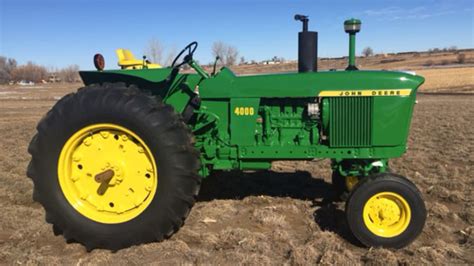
[197,170,361,246]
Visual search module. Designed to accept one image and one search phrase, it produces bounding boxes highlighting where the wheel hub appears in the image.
[362,192,411,238]
[58,124,158,223]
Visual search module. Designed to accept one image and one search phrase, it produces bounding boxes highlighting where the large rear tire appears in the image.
[345,173,426,248]
[27,83,201,250]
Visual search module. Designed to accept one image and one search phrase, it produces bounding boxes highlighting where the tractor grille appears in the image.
[329,97,373,147]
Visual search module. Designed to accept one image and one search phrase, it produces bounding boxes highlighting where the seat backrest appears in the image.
[116,49,126,62]
[116,49,138,62]
[115,48,161,69]
[123,49,136,61]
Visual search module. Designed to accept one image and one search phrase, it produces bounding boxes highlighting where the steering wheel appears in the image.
[171,41,198,68]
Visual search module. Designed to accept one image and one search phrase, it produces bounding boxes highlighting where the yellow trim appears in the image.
[116,49,162,69]
[318,89,412,97]
[363,192,411,238]
[234,107,255,116]
[58,123,158,224]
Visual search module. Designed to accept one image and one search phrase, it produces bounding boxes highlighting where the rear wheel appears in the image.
[345,173,426,248]
[27,83,201,250]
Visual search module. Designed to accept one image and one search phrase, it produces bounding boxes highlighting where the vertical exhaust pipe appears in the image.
[295,14,318,73]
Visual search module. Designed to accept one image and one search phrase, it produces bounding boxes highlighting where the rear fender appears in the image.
[79,69,197,114]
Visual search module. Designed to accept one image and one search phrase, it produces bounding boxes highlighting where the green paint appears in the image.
[349,33,356,67]
[78,18,424,178]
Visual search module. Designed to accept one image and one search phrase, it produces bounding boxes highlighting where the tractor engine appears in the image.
[255,99,321,147]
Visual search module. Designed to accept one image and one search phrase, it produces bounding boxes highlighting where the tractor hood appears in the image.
[79,67,425,99]
[198,68,425,98]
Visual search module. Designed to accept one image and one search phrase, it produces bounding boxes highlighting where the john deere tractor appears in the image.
[28,15,426,250]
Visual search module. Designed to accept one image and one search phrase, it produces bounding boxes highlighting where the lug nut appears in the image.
[72,154,82,162]
[83,137,92,146]
[100,131,110,139]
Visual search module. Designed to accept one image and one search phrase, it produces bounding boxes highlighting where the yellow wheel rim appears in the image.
[363,192,411,238]
[58,123,157,224]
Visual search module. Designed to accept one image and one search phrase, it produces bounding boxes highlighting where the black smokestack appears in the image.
[295,14,318,72]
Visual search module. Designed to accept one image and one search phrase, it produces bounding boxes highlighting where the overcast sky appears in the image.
[0,0,472,69]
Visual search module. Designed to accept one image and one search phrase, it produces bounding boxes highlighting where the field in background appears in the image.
[230,49,474,73]
[0,51,473,264]
[216,50,474,94]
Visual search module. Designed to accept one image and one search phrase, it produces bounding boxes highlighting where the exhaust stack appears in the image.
[295,14,318,73]
[344,18,361,71]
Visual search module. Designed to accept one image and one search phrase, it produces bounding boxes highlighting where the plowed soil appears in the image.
[0,83,473,264]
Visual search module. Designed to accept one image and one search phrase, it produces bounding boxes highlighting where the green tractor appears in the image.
[28,15,426,250]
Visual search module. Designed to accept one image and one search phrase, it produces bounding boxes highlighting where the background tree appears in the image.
[11,62,47,82]
[0,57,10,84]
[58,65,80,83]
[0,56,17,84]
[457,53,466,64]
[163,46,177,67]
[144,38,164,64]
[225,45,239,66]
[211,42,226,62]
[212,41,239,66]
[362,47,374,57]
[144,39,180,67]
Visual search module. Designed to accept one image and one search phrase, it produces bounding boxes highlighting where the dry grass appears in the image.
[0,89,473,264]
[0,57,473,264]
[417,67,474,92]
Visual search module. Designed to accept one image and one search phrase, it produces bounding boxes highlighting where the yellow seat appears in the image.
[116,49,161,69]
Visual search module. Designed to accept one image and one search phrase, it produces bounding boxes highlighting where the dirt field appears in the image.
[0,70,473,264]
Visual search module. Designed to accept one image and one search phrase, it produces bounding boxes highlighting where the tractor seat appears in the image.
[116,49,162,69]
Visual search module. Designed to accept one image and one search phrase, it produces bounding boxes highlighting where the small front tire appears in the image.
[345,173,426,248]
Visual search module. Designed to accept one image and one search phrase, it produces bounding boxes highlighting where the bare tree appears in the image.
[211,41,240,66]
[212,41,226,62]
[0,57,9,84]
[362,47,374,57]
[164,46,177,67]
[59,65,80,83]
[11,61,48,82]
[145,38,164,64]
[457,53,466,64]
[0,56,17,84]
[225,45,239,66]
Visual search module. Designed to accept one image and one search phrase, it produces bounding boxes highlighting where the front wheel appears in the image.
[345,173,426,248]
[27,83,201,250]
